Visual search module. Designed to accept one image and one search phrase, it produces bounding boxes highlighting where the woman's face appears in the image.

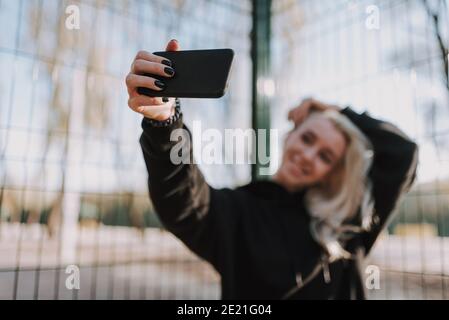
[276,115,348,192]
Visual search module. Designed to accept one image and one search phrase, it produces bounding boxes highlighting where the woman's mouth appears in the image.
[289,153,310,177]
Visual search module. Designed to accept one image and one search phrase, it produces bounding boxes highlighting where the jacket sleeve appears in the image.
[139,114,240,273]
[340,107,419,254]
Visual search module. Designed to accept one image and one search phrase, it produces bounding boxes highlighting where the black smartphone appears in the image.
[137,48,234,99]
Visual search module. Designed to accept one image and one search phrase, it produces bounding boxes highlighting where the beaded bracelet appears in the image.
[143,98,182,128]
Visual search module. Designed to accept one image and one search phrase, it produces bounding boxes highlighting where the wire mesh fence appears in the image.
[0,0,252,299]
[0,0,448,300]
[271,0,449,299]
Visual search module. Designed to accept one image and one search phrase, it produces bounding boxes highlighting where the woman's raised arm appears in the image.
[127,41,242,273]
[340,107,418,254]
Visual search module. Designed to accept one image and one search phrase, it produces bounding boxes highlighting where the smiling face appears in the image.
[276,114,348,192]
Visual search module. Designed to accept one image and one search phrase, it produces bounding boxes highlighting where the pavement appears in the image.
[1,223,448,300]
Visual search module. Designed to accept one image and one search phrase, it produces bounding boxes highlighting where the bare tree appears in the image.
[1,0,113,239]
[422,0,449,91]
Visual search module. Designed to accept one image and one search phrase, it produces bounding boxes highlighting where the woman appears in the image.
[126,40,418,299]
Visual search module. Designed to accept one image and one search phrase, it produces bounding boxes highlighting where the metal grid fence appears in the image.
[1,0,448,300]
[0,0,251,299]
[271,0,449,299]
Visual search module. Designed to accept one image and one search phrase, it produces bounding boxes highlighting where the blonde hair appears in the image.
[302,110,374,262]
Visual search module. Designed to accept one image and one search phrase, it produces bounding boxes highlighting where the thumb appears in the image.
[165,39,180,52]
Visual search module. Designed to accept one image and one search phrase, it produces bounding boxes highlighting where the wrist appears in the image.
[143,98,182,128]
[327,104,341,112]
[148,106,175,121]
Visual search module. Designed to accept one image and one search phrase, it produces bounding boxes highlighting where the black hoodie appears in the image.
[139,105,418,300]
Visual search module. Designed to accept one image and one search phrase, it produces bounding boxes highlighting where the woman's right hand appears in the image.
[126,39,180,121]
[288,98,340,128]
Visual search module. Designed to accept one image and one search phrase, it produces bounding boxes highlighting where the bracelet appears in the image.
[143,98,182,128]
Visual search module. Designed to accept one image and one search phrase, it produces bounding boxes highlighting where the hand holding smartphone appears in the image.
[126,40,234,121]
[137,48,234,99]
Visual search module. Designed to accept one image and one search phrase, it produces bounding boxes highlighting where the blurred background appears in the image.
[0,0,448,300]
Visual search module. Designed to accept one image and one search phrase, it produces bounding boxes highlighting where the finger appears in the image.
[288,107,298,121]
[308,99,329,111]
[138,98,174,114]
[126,78,144,98]
[299,98,314,109]
[165,39,180,52]
[290,107,303,119]
[288,98,315,123]
[127,85,137,98]
[131,51,172,74]
[134,50,172,65]
[289,102,307,122]
[132,59,175,77]
[290,106,308,125]
[289,108,302,122]
[129,86,158,102]
[128,95,163,111]
[126,73,167,92]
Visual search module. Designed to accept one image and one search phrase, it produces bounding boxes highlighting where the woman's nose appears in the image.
[303,148,314,162]
[302,148,316,164]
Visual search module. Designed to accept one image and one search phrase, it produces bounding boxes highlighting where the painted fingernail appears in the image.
[155,80,166,89]
[162,97,169,103]
[164,67,175,76]
[161,59,172,67]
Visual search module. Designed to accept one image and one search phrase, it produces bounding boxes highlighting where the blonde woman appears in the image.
[126,40,418,299]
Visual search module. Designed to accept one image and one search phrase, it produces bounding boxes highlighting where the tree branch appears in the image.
[422,0,449,91]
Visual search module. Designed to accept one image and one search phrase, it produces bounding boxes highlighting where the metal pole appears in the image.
[251,0,272,181]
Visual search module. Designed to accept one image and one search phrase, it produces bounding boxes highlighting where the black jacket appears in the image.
[139,106,418,300]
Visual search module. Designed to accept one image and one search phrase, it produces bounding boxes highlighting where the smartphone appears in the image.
[137,48,234,99]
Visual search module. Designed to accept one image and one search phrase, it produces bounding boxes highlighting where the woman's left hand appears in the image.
[288,98,341,127]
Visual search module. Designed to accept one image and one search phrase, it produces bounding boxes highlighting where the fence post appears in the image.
[251,0,272,181]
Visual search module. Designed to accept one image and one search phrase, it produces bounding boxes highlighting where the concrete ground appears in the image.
[1,223,448,300]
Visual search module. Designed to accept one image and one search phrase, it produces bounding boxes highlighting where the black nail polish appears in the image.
[162,97,169,102]
[164,67,175,76]
[155,80,166,89]
[161,60,172,67]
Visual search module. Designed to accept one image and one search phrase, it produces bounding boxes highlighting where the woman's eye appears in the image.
[301,133,313,144]
[320,153,332,165]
